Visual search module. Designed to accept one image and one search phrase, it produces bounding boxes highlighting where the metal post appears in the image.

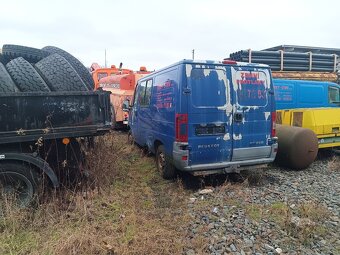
[105,49,107,68]
[192,49,195,60]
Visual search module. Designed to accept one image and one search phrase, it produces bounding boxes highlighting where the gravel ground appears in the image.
[185,155,340,255]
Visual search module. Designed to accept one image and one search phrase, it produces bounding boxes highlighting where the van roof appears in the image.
[139,59,270,81]
[273,79,340,88]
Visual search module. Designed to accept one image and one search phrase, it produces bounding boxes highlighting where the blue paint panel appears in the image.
[129,60,277,173]
[186,66,232,165]
[274,79,340,110]
[231,66,274,155]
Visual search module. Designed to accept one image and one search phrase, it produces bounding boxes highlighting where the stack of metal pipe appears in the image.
[229,49,337,72]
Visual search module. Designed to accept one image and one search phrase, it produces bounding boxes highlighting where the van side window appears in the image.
[328,86,340,103]
[138,79,153,107]
[97,72,108,81]
[138,81,147,105]
[189,68,227,107]
[144,79,153,106]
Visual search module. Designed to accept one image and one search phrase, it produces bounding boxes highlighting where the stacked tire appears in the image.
[0,44,94,93]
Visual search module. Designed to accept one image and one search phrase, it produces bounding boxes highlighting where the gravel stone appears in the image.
[186,157,340,254]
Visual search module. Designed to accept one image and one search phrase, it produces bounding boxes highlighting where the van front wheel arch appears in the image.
[156,145,176,180]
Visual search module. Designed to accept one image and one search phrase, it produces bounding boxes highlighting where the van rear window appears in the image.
[235,71,268,106]
[189,68,227,107]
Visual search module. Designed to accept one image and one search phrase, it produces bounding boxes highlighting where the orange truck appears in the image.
[91,63,150,128]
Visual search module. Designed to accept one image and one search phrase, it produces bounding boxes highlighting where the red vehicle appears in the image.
[91,63,150,128]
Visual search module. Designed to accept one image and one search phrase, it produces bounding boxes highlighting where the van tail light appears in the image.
[271,111,276,137]
[175,113,188,142]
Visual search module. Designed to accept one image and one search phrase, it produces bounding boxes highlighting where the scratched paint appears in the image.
[223,133,230,141]
[185,64,192,77]
[264,112,270,120]
[233,133,243,140]
[217,75,233,113]
[203,69,211,77]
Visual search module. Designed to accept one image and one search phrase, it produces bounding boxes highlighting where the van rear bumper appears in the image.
[173,142,278,173]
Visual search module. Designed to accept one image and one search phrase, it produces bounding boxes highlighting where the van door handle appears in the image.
[234,113,243,122]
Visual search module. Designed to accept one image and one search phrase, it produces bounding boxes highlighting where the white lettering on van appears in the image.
[197,144,220,149]
[233,134,242,140]
[223,133,230,141]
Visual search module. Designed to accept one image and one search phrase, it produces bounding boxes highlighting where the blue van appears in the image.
[129,60,278,178]
[273,79,340,110]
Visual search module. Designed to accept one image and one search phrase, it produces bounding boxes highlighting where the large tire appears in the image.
[6,57,50,92]
[0,63,18,92]
[2,44,48,63]
[156,145,176,180]
[42,46,94,90]
[0,53,7,64]
[0,162,40,207]
[35,54,88,92]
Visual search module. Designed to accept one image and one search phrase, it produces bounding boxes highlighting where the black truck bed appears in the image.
[0,90,112,144]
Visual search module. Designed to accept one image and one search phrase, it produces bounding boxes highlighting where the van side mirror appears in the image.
[122,99,130,112]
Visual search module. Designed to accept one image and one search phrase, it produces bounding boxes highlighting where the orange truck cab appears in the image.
[92,64,150,128]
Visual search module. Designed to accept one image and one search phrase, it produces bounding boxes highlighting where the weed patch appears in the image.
[0,132,191,255]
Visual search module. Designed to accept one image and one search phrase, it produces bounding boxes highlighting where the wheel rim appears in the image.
[0,172,34,207]
[157,151,166,172]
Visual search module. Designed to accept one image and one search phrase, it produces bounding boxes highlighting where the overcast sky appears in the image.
[0,0,339,71]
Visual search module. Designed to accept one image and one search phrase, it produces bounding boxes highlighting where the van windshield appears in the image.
[189,68,227,107]
[328,86,340,104]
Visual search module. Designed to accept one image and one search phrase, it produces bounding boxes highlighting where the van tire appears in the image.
[6,57,50,92]
[156,145,176,179]
[35,54,88,92]
[0,162,40,208]
[2,44,48,63]
[0,63,18,92]
[42,46,94,90]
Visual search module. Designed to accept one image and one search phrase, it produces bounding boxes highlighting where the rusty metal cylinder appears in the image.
[275,124,319,170]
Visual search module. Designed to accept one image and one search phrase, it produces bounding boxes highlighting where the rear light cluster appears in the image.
[175,113,188,142]
[222,60,237,65]
[271,111,276,137]
[124,113,128,120]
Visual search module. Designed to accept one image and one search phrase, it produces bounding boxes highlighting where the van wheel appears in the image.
[0,162,40,208]
[156,145,176,180]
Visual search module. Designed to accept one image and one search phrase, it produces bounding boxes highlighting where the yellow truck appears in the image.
[274,79,340,148]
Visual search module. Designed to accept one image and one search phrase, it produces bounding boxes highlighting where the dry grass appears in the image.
[327,155,340,171]
[0,132,191,255]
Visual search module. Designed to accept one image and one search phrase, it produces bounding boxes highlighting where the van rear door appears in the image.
[185,64,232,165]
[230,66,274,161]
